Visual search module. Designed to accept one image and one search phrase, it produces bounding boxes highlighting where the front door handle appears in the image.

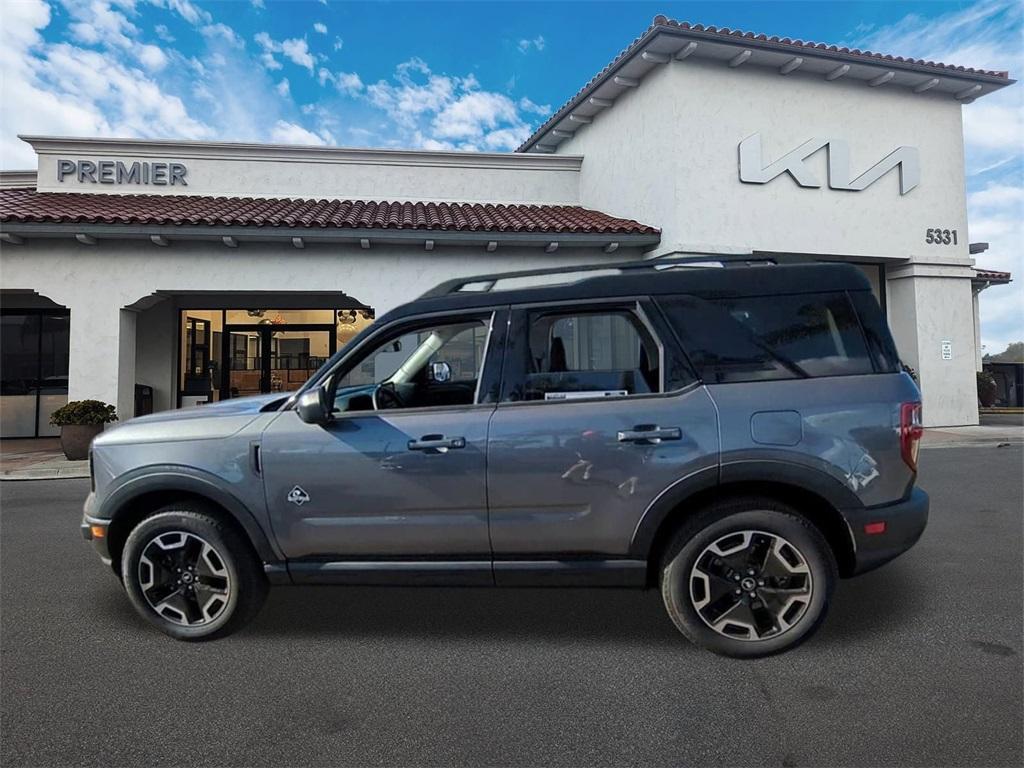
[408,434,466,452]
[617,425,682,444]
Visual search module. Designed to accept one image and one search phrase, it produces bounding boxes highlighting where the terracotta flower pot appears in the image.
[60,424,104,461]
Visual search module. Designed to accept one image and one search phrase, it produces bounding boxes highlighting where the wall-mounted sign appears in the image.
[56,159,188,186]
[941,340,953,360]
[739,134,919,195]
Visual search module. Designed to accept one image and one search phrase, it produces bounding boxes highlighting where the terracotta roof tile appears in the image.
[974,268,1013,282]
[0,188,659,236]
[518,15,1011,152]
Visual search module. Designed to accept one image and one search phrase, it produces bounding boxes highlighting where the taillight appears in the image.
[900,401,924,472]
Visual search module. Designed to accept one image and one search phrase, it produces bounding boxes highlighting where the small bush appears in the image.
[977,371,998,407]
[50,400,118,426]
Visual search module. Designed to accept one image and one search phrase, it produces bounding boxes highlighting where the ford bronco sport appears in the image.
[82,257,928,657]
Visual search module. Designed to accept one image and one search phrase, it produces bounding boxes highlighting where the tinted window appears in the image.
[502,308,660,402]
[847,291,900,373]
[659,292,873,383]
[331,317,490,412]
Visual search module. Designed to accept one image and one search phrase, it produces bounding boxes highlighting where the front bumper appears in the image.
[80,492,112,565]
[846,487,929,575]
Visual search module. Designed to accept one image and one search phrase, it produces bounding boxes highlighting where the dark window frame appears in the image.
[0,307,71,438]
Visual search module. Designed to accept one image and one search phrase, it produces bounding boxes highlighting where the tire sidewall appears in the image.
[663,508,835,658]
[121,511,244,640]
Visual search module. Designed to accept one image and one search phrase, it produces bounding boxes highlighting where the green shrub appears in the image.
[49,400,118,426]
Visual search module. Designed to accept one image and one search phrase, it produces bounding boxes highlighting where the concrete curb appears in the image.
[921,440,1023,450]
[0,463,90,481]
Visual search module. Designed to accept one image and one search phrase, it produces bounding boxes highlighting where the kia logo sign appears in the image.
[739,134,919,195]
[56,159,188,187]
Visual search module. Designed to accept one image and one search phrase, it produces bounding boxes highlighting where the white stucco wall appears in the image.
[0,239,640,417]
[558,57,970,263]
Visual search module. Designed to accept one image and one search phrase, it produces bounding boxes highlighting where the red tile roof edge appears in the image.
[517,15,1012,152]
[0,188,660,236]
[974,268,1013,282]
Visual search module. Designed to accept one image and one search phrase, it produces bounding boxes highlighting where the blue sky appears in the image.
[0,0,1020,350]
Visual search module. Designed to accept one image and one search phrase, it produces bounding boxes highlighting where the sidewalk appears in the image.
[921,423,1024,450]
[0,439,89,481]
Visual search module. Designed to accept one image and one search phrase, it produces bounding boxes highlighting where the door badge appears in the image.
[287,485,311,506]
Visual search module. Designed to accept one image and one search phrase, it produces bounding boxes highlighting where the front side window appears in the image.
[502,307,661,402]
[659,292,873,383]
[330,316,491,412]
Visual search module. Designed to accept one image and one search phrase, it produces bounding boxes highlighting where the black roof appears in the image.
[383,261,873,322]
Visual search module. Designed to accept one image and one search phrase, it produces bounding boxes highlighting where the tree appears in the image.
[985,342,1024,363]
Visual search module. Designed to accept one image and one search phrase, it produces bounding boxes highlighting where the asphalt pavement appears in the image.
[1,445,1021,767]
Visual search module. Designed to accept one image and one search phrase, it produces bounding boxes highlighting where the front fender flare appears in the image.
[95,465,282,563]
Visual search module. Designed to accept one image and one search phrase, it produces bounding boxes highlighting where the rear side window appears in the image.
[847,291,901,373]
[658,292,874,383]
[501,308,661,402]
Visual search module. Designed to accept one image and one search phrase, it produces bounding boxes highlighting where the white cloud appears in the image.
[0,0,344,168]
[250,0,265,8]
[147,0,212,26]
[363,57,543,152]
[517,35,545,54]
[270,119,328,145]
[518,96,550,116]
[154,23,174,42]
[313,22,327,35]
[333,36,343,51]
[255,31,314,72]
[202,23,243,48]
[335,71,363,95]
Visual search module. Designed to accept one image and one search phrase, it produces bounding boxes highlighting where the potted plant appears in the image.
[49,400,118,460]
[977,370,998,408]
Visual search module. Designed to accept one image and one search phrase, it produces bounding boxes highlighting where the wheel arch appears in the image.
[632,467,859,585]
[101,469,280,576]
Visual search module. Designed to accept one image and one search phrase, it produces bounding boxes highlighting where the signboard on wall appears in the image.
[56,159,188,186]
[738,134,920,195]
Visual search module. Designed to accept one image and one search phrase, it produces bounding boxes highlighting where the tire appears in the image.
[660,497,837,658]
[121,504,269,641]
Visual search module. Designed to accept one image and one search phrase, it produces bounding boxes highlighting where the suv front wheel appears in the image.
[121,505,268,641]
[660,498,837,658]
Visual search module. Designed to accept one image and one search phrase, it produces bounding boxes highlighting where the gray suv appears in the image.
[82,258,928,657]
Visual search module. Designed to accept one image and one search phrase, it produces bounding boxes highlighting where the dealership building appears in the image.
[0,16,1014,435]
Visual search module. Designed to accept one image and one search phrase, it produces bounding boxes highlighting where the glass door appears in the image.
[225,328,264,399]
[222,325,336,399]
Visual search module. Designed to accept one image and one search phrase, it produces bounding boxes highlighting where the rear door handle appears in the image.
[408,434,466,452]
[617,425,682,444]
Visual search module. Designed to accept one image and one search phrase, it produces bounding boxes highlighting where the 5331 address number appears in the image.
[925,228,958,245]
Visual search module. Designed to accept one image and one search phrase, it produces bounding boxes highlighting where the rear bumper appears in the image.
[846,487,929,576]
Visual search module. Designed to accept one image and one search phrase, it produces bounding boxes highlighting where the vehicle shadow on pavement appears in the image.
[89,560,925,645]
[237,563,923,644]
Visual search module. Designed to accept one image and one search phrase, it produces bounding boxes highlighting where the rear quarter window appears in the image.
[658,291,875,383]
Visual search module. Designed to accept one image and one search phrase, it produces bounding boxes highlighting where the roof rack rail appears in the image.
[421,252,809,298]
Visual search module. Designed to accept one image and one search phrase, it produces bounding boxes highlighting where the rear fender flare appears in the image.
[629,460,862,560]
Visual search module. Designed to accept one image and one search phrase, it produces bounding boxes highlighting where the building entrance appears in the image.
[223,324,336,399]
[176,302,373,408]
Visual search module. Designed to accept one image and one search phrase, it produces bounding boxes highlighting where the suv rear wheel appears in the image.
[660,498,837,658]
[121,505,268,641]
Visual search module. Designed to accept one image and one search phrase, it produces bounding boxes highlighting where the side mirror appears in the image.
[296,386,331,425]
[428,361,452,384]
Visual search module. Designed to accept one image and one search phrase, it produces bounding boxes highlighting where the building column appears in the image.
[67,303,137,422]
[886,262,979,427]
